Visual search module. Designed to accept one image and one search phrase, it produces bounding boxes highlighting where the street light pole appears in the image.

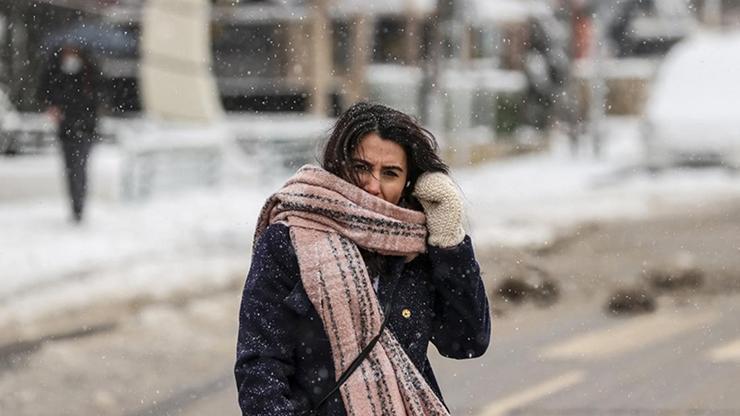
[421,1,448,144]
[426,0,470,163]
[7,2,30,109]
[588,0,607,158]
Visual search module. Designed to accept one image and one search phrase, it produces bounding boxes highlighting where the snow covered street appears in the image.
[3,171,740,416]
[2,116,740,331]
[3,1,740,413]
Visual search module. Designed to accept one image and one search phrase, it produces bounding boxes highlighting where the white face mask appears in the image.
[61,54,83,75]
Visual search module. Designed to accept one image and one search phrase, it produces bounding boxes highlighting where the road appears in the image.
[1,200,739,416]
[433,294,740,415]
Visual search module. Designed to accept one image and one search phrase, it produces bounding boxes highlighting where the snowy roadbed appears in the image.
[2,117,740,336]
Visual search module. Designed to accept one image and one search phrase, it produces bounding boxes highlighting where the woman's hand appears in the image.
[47,106,62,124]
[412,172,465,248]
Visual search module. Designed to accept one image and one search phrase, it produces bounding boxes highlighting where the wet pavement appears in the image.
[2,199,740,416]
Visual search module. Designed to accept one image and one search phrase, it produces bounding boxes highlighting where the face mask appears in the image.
[61,55,83,75]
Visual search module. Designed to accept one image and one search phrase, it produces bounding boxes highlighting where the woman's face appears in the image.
[351,132,408,205]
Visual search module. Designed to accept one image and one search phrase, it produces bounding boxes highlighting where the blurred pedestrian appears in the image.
[235,102,491,415]
[39,44,102,223]
[522,15,570,131]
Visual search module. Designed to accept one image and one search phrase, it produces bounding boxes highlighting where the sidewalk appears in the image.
[0,141,275,336]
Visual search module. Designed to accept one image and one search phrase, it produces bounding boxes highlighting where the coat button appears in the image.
[401,308,412,319]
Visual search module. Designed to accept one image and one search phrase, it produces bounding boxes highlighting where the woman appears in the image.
[235,102,490,415]
[39,44,102,223]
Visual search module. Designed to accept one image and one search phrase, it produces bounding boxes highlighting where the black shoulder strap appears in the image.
[306,275,400,415]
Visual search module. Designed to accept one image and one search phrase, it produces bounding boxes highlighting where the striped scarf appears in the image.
[254,165,450,415]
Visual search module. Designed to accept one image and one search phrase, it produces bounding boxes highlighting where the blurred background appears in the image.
[1,0,740,415]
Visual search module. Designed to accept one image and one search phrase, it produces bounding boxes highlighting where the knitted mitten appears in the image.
[412,172,465,248]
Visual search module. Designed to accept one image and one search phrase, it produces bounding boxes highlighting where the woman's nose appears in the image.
[363,174,382,196]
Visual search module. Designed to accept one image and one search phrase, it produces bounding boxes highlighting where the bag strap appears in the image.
[308,274,400,414]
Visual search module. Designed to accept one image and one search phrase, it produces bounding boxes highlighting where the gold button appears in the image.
[401,308,412,319]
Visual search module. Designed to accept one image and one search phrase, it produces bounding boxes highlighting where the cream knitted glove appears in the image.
[412,172,465,248]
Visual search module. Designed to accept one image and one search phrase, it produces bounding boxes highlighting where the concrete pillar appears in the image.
[309,0,332,116]
[346,14,372,105]
[140,0,222,123]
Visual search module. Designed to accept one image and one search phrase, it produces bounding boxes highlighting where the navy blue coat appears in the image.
[235,223,490,415]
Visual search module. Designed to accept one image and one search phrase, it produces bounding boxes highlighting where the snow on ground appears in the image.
[1,116,739,325]
[458,117,740,247]
[0,147,274,326]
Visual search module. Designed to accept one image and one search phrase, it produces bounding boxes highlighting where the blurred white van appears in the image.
[642,32,740,170]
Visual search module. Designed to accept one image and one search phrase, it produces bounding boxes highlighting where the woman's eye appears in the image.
[353,163,369,172]
[383,170,398,178]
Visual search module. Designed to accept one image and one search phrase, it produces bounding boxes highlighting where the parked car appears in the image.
[642,31,740,170]
[609,0,697,58]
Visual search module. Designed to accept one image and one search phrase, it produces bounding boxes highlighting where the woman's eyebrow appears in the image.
[383,165,404,172]
[351,158,404,172]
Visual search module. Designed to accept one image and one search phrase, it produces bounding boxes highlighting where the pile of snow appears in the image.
[335,0,435,16]
[573,57,660,80]
[466,0,551,24]
[442,68,527,94]
[458,117,740,246]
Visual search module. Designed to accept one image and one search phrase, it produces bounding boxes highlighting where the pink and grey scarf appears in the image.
[254,165,450,415]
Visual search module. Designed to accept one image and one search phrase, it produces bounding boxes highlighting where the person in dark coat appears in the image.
[39,44,102,223]
[235,102,491,415]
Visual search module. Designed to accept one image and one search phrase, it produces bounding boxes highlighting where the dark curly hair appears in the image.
[321,102,449,208]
